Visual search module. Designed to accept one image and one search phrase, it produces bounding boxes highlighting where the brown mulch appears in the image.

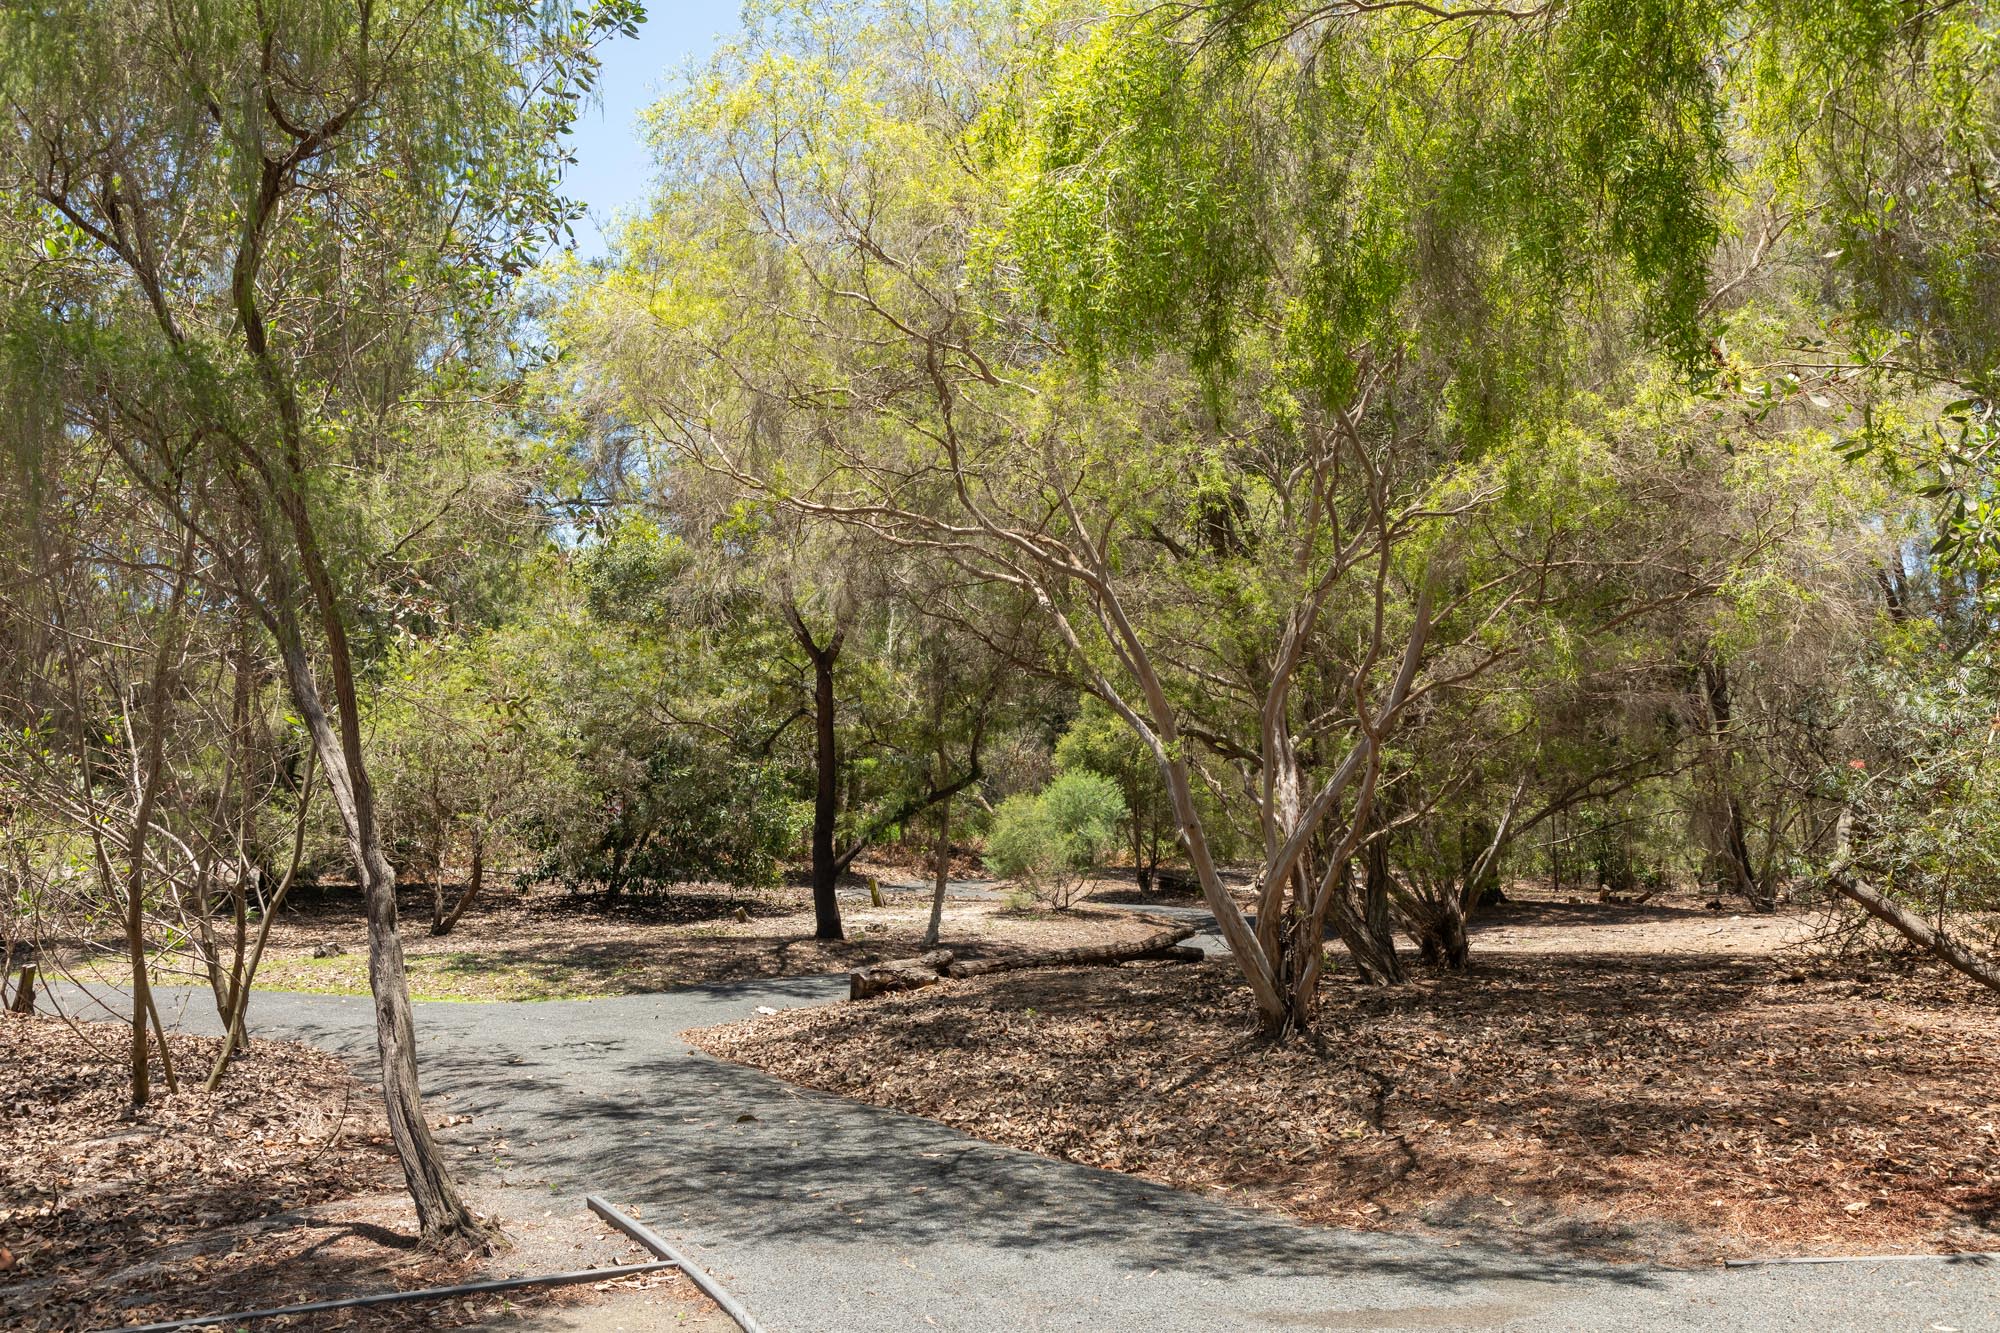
[0,1014,716,1332]
[690,952,2000,1263]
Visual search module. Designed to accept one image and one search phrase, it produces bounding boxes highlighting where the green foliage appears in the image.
[1008,0,1729,396]
[985,769,1128,910]
[531,734,804,896]
[366,633,555,885]
[1837,643,2000,923]
[1054,701,1179,886]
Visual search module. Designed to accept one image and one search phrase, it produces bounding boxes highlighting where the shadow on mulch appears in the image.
[521,887,794,925]
[409,910,1160,995]
[693,950,2000,1263]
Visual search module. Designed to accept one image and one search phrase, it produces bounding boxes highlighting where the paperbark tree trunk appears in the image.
[1332,846,1404,985]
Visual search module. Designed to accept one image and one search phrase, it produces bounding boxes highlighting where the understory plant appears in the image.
[985,771,1128,911]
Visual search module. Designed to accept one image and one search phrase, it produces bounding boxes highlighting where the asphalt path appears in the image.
[49,957,2000,1332]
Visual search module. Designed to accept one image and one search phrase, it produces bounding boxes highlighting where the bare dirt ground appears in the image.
[692,888,2000,1264]
[0,1013,720,1331]
[51,876,1157,1003]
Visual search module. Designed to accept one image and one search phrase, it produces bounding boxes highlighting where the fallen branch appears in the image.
[850,949,954,1000]
[1828,808,2000,995]
[944,924,1198,979]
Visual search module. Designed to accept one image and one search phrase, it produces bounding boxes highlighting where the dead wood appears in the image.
[1829,809,2000,995]
[942,924,1197,979]
[8,962,35,1014]
[850,949,955,1000]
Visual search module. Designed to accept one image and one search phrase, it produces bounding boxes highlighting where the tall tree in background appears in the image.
[0,0,637,1249]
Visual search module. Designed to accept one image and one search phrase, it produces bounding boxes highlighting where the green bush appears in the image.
[983,770,1128,910]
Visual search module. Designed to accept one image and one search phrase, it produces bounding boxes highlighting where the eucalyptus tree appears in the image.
[570,0,1739,1033]
[0,0,636,1248]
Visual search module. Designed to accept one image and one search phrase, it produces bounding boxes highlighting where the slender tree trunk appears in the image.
[922,797,950,950]
[122,553,189,1107]
[124,881,152,1107]
[1362,836,1404,981]
[269,588,489,1252]
[810,645,843,939]
[783,607,847,943]
[432,830,483,938]
[206,758,314,1091]
[1701,659,1774,913]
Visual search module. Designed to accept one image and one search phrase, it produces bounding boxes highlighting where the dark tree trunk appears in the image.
[1333,831,1405,985]
[1701,659,1775,913]
[1329,858,1401,985]
[1414,894,1470,970]
[809,637,843,940]
[785,605,847,943]
[1362,839,1403,979]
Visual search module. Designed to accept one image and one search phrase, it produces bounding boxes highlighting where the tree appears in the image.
[569,0,1736,1034]
[369,633,555,935]
[986,771,1128,911]
[0,0,637,1249]
[1056,702,1179,894]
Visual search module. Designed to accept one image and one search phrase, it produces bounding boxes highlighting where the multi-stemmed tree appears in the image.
[569,0,1737,1033]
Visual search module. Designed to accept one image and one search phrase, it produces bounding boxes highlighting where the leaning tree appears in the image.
[0,0,637,1248]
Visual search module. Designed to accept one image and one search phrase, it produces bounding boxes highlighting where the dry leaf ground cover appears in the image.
[54,878,1155,1002]
[693,898,2000,1264]
[1,1013,721,1332]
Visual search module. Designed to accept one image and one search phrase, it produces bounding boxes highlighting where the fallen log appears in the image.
[850,949,954,1001]
[944,924,1198,980]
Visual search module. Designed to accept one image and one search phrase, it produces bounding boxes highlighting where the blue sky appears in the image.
[563,2,745,261]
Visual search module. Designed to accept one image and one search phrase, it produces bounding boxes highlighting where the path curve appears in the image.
[54,977,2000,1332]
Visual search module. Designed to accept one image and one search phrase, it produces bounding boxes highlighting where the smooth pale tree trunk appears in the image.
[271,619,487,1250]
[262,491,489,1251]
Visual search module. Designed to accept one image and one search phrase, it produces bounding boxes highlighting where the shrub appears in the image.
[983,770,1128,910]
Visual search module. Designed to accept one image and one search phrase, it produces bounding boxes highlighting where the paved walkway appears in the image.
[55,973,2000,1332]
